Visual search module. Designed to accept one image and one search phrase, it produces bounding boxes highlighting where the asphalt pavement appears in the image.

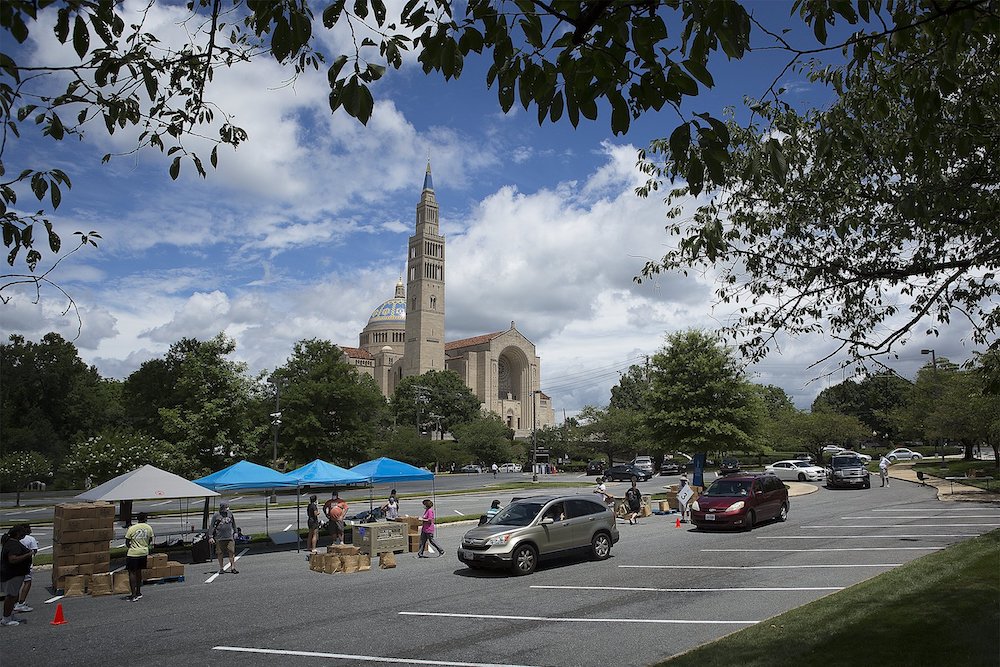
[3,475,998,666]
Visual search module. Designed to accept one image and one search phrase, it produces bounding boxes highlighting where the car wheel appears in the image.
[797,472,806,481]
[913,454,922,460]
[888,455,897,462]
[744,510,756,531]
[863,478,871,489]
[777,503,789,522]
[510,544,537,576]
[591,532,612,560]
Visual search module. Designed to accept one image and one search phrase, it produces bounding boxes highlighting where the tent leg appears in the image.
[296,484,301,553]
[201,498,210,529]
[265,493,269,535]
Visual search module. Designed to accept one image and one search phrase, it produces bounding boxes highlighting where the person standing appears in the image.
[14,524,37,613]
[491,463,498,478]
[306,495,322,553]
[624,480,642,525]
[879,455,891,488]
[485,500,502,520]
[677,473,692,523]
[323,491,349,545]
[209,502,239,574]
[1,525,32,625]
[124,512,154,602]
[381,489,400,520]
[594,477,614,507]
[417,499,445,558]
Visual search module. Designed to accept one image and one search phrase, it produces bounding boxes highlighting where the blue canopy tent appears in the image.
[349,457,436,511]
[282,460,368,543]
[194,460,301,539]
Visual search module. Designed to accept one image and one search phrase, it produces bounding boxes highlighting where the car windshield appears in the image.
[831,456,864,468]
[704,480,751,496]
[490,502,544,526]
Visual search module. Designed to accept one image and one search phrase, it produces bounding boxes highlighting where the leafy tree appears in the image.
[646,330,764,455]
[779,409,870,464]
[391,370,481,434]
[812,373,913,440]
[638,4,999,365]
[0,450,50,506]
[375,426,463,470]
[0,333,116,460]
[274,339,389,466]
[451,415,513,465]
[64,428,195,484]
[578,405,649,466]
[609,363,651,411]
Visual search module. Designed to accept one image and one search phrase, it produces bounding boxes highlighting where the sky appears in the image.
[2,1,981,416]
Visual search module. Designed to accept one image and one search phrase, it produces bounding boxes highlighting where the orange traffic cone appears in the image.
[675,517,681,528]
[50,602,67,625]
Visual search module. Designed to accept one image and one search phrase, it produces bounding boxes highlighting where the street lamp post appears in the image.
[920,349,945,469]
[531,390,541,483]
[268,377,284,468]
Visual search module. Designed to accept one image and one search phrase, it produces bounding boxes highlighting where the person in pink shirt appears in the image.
[417,499,445,558]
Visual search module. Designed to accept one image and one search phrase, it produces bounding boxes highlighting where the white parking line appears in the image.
[149,500,173,507]
[804,524,1000,528]
[228,496,244,502]
[622,564,902,570]
[531,585,844,592]
[701,547,943,552]
[872,508,994,511]
[37,545,52,552]
[841,515,1000,519]
[454,510,464,515]
[284,524,293,531]
[214,646,542,667]
[756,534,980,539]
[399,611,757,625]
[44,595,64,604]
[204,547,250,583]
[19,508,46,514]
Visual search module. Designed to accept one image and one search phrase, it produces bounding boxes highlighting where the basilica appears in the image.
[340,164,554,437]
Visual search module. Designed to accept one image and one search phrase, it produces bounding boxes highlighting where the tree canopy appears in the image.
[391,370,482,434]
[4,1,995,369]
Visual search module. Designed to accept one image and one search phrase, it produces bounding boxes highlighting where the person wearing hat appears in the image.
[678,473,692,523]
[209,502,239,574]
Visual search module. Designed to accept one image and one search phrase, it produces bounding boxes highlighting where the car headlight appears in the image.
[725,501,745,513]
[485,533,511,546]
[691,500,700,511]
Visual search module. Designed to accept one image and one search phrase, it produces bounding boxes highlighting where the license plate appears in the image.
[705,514,716,521]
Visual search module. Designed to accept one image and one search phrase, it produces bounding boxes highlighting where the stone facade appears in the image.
[342,164,554,437]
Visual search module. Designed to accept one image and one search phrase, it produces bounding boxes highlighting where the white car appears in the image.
[822,445,845,453]
[764,460,826,482]
[887,448,923,461]
[498,463,522,473]
[632,456,654,474]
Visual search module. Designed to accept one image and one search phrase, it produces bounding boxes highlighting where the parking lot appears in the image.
[4,479,998,666]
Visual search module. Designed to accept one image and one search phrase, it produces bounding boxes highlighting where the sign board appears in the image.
[677,485,694,506]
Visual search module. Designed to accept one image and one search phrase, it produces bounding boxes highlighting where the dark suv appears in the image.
[826,454,871,489]
[585,460,606,476]
[691,474,789,530]
[719,458,741,476]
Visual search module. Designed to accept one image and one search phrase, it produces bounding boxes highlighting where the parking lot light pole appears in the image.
[531,390,541,483]
[921,349,945,469]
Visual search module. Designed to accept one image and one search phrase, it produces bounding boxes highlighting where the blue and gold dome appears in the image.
[367,278,406,325]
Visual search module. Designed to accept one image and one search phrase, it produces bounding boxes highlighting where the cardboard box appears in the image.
[149,553,169,567]
[113,571,131,594]
[166,562,185,577]
[392,516,423,534]
[327,544,361,556]
[408,533,421,552]
[77,563,96,576]
[51,564,80,585]
[89,572,113,596]
[62,574,89,596]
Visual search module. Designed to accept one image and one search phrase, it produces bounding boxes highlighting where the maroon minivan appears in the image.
[691,474,789,530]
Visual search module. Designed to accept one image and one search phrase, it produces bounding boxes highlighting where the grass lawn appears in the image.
[658,529,1000,666]
[913,459,999,492]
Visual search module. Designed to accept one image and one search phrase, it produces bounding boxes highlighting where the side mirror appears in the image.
[540,516,555,525]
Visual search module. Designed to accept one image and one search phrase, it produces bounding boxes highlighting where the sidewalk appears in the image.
[889,462,999,502]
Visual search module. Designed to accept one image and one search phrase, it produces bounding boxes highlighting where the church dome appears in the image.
[367,296,405,325]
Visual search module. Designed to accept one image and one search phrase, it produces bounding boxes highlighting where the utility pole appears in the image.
[531,389,541,483]
[921,349,944,469]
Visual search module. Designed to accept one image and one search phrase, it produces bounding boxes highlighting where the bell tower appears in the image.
[402,162,445,377]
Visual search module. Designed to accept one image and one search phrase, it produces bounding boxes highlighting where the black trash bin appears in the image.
[191,535,211,563]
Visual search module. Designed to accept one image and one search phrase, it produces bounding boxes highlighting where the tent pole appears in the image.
[265,492,269,536]
[296,484,301,553]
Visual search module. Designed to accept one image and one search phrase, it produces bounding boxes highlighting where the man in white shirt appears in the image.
[879,455,891,487]
[15,524,38,613]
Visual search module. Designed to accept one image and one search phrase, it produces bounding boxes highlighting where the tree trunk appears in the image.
[964,439,975,461]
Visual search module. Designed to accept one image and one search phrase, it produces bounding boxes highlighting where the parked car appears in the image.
[764,460,826,482]
[823,445,845,453]
[585,460,606,476]
[825,454,872,489]
[497,462,522,473]
[631,456,654,475]
[457,494,620,575]
[718,458,741,476]
[792,452,814,463]
[660,457,686,475]
[603,464,654,482]
[887,447,923,462]
[691,474,789,530]
[460,464,483,473]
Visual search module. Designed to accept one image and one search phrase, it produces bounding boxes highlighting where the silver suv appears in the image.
[457,495,620,575]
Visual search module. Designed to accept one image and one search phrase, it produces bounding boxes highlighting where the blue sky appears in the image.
[3,1,977,414]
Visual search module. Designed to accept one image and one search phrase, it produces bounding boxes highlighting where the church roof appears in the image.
[423,161,433,191]
[341,346,373,360]
[445,331,504,351]
[367,295,406,326]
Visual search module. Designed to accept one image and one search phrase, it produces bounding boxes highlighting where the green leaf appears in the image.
[169,156,181,180]
[669,123,691,161]
[609,92,629,135]
[211,146,218,169]
[73,14,91,59]
[341,77,374,123]
[322,1,347,28]
[682,59,714,88]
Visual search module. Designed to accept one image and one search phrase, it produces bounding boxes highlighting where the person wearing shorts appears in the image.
[124,512,154,602]
[15,524,37,613]
[1,524,32,626]
[209,502,239,574]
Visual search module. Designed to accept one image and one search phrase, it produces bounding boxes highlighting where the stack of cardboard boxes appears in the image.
[308,544,371,574]
[392,516,422,552]
[51,502,115,595]
[142,552,185,581]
